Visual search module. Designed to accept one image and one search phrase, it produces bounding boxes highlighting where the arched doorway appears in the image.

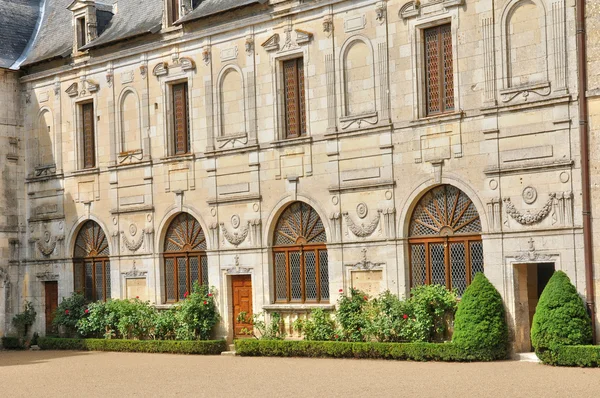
[273,202,329,303]
[163,213,207,303]
[408,185,483,295]
[73,221,111,301]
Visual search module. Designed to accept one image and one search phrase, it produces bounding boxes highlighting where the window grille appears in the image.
[408,185,482,295]
[172,82,190,155]
[425,24,454,115]
[163,213,207,303]
[73,221,110,301]
[283,58,307,138]
[81,102,95,168]
[272,202,328,303]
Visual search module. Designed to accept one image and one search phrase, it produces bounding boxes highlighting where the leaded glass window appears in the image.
[73,221,111,301]
[273,202,328,303]
[163,213,207,303]
[408,185,483,296]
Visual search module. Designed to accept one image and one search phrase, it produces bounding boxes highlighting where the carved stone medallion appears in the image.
[522,186,537,204]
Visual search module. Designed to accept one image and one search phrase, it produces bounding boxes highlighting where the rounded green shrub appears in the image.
[452,273,508,360]
[531,270,592,361]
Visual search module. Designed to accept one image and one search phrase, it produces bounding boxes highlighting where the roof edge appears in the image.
[9,0,46,70]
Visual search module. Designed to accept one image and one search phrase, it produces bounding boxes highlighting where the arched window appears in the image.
[163,213,207,303]
[273,202,329,303]
[409,185,483,296]
[73,221,111,301]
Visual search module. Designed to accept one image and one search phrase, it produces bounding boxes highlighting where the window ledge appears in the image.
[270,135,312,148]
[263,303,335,312]
[160,154,195,164]
[70,167,100,177]
[410,111,463,127]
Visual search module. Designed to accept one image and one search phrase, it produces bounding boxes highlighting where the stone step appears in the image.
[221,350,237,356]
[513,352,540,363]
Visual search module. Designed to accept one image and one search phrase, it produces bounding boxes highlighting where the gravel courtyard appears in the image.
[1,350,598,397]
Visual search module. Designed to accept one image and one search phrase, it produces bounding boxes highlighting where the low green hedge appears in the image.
[2,336,24,350]
[539,345,600,367]
[235,339,496,362]
[38,337,227,355]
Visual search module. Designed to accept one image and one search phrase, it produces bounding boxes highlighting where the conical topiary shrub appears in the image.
[531,271,592,362]
[452,273,509,360]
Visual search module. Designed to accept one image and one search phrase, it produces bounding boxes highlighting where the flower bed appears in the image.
[234,339,496,362]
[38,337,227,355]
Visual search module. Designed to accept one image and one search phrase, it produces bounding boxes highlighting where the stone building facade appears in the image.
[0,0,597,352]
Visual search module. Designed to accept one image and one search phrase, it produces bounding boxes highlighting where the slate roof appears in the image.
[81,0,163,50]
[22,0,77,66]
[177,0,264,24]
[0,0,40,69]
[8,0,266,68]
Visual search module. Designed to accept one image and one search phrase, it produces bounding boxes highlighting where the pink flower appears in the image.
[208,293,213,297]
[84,309,89,314]
[403,314,408,320]
[363,296,368,300]
[334,334,339,339]
[65,310,69,315]
[136,296,139,299]
[338,289,343,293]
[203,301,208,305]
[184,292,189,298]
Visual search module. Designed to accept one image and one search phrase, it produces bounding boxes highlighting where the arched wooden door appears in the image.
[408,185,483,296]
[163,213,208,302]
[273,202,329,303]
[73,221,111,301]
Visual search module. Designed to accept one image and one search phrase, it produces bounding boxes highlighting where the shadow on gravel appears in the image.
[0,350,97,367]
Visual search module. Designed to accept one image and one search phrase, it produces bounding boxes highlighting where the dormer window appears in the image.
[169,0,180,25]
[77,17,87,49]
[166,0,193,27]
[68,0,105,55]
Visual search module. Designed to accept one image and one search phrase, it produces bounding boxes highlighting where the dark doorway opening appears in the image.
[514,262,555,352]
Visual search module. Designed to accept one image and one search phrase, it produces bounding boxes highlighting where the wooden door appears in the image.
[232,275,253,337]
[44,282,58,335]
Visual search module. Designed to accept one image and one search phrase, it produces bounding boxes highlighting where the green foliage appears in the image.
[12,301,37,338]
[336,289,371,342]
[293,308,337,341]
[531,271,592,358]
[173,283,220,340]
[237,311,286,340]
[153,308,178,340]
[452,273,509,360]
[290,287,458,344]
[541,345,600,367]
[367,291,413,343]
[1,336,24,350]
[52,292,87,335]
[37,337,227,355]
[76,283,219,341]
[77,299,156,339]
[409,284,458,342]
[235,339,493,362]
